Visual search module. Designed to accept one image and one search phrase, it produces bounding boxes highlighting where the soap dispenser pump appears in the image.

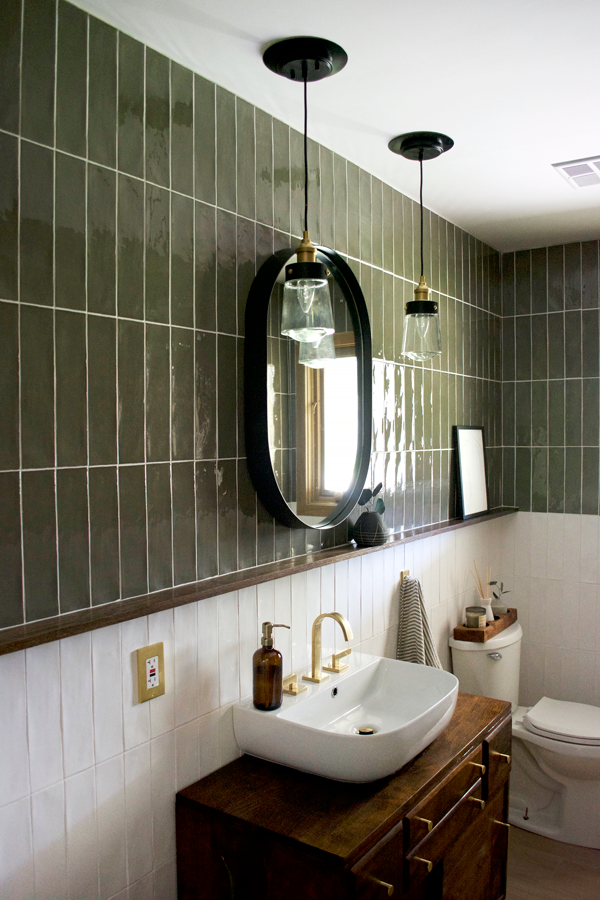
[253,622,290,711]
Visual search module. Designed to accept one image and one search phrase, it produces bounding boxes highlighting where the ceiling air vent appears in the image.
[552,156,600,188]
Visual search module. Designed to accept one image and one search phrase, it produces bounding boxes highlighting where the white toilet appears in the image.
[449,621,600,849]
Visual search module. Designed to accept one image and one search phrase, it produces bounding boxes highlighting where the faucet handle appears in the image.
[323,647,352,673]
[282,673,307,695]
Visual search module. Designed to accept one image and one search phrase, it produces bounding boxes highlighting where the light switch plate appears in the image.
[136,642,165,703]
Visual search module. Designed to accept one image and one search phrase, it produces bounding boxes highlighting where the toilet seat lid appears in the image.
[524,697,600,746]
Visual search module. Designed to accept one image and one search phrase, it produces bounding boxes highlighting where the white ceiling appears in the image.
[74,0,600,252]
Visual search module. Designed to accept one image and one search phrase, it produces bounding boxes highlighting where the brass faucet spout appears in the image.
[302,612,354,683]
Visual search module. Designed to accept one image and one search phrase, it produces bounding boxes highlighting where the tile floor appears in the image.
[506,826,600,899]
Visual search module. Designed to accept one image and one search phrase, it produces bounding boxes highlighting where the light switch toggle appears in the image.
[137,642,165,703]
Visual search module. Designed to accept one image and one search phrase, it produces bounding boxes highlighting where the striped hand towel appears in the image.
[396,576,442,669]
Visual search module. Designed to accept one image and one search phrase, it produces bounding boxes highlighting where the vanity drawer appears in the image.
[404,744,485,853]
[484,716,512,799]
[351,822,403,899]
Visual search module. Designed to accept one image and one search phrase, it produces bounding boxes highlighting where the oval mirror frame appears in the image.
[245,245,372,530]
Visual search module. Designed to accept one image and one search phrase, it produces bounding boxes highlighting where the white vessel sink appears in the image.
[233,653,458,782]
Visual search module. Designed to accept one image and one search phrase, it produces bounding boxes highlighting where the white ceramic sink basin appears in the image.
[233,653,458,782]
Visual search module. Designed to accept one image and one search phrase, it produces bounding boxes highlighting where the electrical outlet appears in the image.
[136,642,165,703]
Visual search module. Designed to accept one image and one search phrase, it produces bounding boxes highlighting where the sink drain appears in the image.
[355,726,376,735]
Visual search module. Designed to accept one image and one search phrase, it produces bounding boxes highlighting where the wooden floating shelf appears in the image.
[453,608,518,643]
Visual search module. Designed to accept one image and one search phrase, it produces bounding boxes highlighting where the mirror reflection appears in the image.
[266,261,359,527]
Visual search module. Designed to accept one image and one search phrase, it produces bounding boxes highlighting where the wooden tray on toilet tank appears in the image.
[453,608,517,643]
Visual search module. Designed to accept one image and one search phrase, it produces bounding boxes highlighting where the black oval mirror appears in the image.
[245,245,372,529]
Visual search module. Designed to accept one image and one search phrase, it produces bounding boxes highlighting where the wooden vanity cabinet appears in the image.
[176,693,512,900]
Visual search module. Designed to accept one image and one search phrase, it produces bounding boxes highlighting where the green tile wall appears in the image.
[0,0,502,630]
[501,242,600,513]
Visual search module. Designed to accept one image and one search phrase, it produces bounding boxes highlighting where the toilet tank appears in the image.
[449,621,523,712]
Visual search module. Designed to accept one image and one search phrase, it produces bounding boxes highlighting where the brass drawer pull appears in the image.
[367,876,394,896]
[469,797,485,810]
[492,751,511,764]
[414,857,433,873]
[414,815,433,832]
[494,820,510,828]
[469,762,486,775]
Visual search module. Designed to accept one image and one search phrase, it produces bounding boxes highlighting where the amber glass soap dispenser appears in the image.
[253,622,290,711]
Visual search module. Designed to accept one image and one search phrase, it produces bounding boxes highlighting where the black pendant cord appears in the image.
[303,61,309,234]
[419,152,424,279]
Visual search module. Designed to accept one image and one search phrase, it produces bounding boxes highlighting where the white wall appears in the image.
[0,516,507,900]
[499,511,600,709]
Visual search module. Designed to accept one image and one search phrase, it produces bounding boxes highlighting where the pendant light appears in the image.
[388,131,454,361]
[299,333,336,368]
[264,37,347,343]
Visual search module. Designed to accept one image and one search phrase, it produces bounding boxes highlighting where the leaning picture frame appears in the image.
[453,425,489,520]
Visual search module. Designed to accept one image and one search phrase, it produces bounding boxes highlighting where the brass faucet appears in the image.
[302,612,354,683]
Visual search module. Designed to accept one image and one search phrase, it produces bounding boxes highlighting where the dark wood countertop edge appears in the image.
[0,507,518,656]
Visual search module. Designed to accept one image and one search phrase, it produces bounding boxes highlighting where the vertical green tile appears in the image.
[195,75,216,205]
[530,447,547,512]
[0,303,19,469]
[531,247,547,314]
[548,312,565,379]
[88,315,117,465]
[171,193,194,328]
[531,314,548,381]
[56,153,86,311]
[502,448,515,507]
[56,310,87,467]
[502,382,515,446]
[237,459,256,570]
[117,174,144,319]
[256,223,273,270]
[393,279,404,364]
[383,272,394,361]
[88,17,117,167]
[347,163,360,259]
[501,252,515,317]
[382,184,393,274]
[490,252,501,317]
[118,319,145,464]
[217,458,237,574]
[455,228,465,302]
[515,447,531,511]
[237,218,255,338]
[306,137,320,238]
[145,184,169,323]
[235,98,255,221]
[88,165,116,315]
[196,462,218,579]
[371,177,383,269]
[582,448,599,515]
[273,119,290,235]
[441,449,451,518]
[0,0,21,133]
[256,497,274,565]
[146,323,170,462]
[547,244,564,311]
[0,134,18,299]
[531,381,547,446]
[414,367,424,450]
[565,379,582,446]
[217,334,237,459]
[320,147,334,249]
[515,250,531,315]
[172,327,194,461]
[21,0,56,144]
[56,1,87,157]
[118,33,144,179]
[236,337,246,461]
[414,451,424,527]
[20,142,53,306]
[439,220,448,297]
[289,128,303,238]
[172,461,196,585]
[274,518,291,561]
[582,241,599,309]
[333,154,347,255]
[565,447,582,514]
[171,62,193,196]
[404,451,415,529]
[119,464,148,598]
[564,242,581,310]
[463,304,471,377]
[548,447,565,513]
[582,379,599,446]
[23,470,58,621]
[431,215,440,296]
[195,202,216,332]
[371,267,383,359]
[423,368,433,450]
[217,210,237,335]
[515,316,531,381]
[392,191,403,278]
[582,309,599,378]
[216,86,236,212]
[564,310,582,378]
[548,380,565,446]
[146,49,170,188]
[256,109,273,227]
[147,463,173,591]
[0,473,22,627]
[469,235,478,307]
[20,305,54,469]
[57,468,90,613]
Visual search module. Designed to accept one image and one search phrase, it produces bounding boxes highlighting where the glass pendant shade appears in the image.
[401,278,442,361]
[299,333,336,368]
[281,261,335,343]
